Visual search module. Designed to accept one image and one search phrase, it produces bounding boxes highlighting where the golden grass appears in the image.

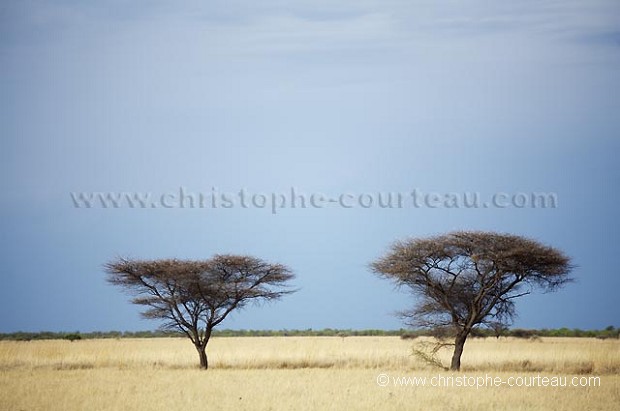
[0,337,618,410]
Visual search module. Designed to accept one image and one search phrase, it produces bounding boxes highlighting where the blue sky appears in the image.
[1,0,619,332]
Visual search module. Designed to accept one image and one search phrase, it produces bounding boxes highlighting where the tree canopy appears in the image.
[106,254,295,369]
[371,231,573,370]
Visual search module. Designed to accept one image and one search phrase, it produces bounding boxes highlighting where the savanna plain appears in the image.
[0,336,618,411]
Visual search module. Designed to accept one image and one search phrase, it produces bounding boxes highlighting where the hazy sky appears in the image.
[2,0,619,332]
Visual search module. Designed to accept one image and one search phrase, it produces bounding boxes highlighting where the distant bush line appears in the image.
[400,326,619,340]
[0,326,618,341]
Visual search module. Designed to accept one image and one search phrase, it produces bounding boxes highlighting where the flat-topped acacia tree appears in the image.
[105,255,295,369]
[371,231,573,371]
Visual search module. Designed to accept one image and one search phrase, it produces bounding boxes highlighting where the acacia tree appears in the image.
[371,231,573,371]
[105,254,295,369]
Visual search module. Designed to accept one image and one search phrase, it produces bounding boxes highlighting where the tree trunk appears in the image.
[450,332,469,371]
[197,345,208,369]
[194,327,212,370]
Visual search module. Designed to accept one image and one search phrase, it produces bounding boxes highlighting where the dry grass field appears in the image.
[0,336,618,410]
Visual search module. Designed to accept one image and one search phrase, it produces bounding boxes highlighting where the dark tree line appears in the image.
[3,327,617,342]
